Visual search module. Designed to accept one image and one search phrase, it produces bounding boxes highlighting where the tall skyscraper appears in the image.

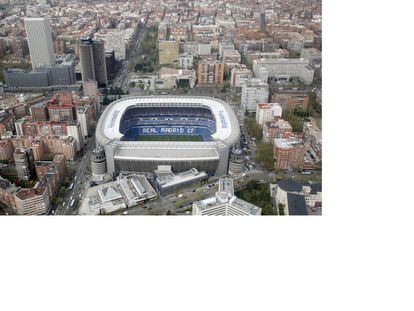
[24,17,55,69]
[78,37,107,87]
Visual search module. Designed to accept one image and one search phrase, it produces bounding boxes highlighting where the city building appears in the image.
[0,139,14,161]
[0,177,19,210]
[76,106,89,138]
[66,123,82,152]
[30,102,49,121]
[91,146,107,176]
[256,102,283,126]
[103,30,126,60]
[192,178,261,216]
[271,180,322,215]
[79,174,157,215]
[198,43,211,55]
[300,48,322,66]
[3,55,76,89]
[271,90,309,111]
[228,148,246,175]
[230,65,253,87]
[303,119,322,160]
[13,186,50,215]
[197,61,224,85]
[48,103,74,122]
[24,17,55,69]
[158,40,179,65]
[253,58,314,85]
[179,53,194,69]
[153,165,208,196]
[241,78,269,112]
[14,147,35,181]
[273,137,305,170]
[263,119,292,143]
[78,37,108,87]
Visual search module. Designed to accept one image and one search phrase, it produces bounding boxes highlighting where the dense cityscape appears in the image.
[0,0,322,216]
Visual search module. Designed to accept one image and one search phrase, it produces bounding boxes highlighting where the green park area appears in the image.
[235,180,275,215]
[134,27,158,73]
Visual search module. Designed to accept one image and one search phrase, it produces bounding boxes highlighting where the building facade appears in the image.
[24,17,55,69]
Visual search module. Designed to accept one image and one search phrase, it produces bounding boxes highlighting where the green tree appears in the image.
[255,142,275,171]
[282,111,304,132]
[277,203,286,216]
[245,117,262,140]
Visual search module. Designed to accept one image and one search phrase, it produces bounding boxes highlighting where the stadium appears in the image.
[95,96,240,176]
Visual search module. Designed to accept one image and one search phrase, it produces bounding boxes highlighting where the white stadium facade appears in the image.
[95,96,240,176]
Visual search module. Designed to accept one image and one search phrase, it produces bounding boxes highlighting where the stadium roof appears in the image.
[96,96,240,147]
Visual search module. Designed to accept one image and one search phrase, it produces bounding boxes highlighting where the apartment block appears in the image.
[256,102,283,126]
[273,138,305,170]
[197,61,224,85]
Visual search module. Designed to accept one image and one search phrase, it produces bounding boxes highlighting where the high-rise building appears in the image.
[78,37,107,87]
[76,106,89,138]
[241,78,269,112]
[104,30,125,60]
[24,17,55,69]
[14,147,35,181]
[83,80,99,117]
[66,123,82,152]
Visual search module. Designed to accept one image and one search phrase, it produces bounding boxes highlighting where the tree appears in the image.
[255,142,275,172]
[282,111,304,132]
[245,117,262,140]
[277,203,286,216]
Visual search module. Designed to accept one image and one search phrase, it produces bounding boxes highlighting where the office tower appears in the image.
[78,37,107,87]
[24,17,55,69]
[14,147,35,181]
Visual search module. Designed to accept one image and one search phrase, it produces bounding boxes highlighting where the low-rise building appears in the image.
[79,174,157,215]
[253,58,314,85]
[271,180,322,215]
[154,165,208,196]
[263,119,292,143]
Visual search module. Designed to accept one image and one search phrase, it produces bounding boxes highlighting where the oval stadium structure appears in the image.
[95,96,240,176]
